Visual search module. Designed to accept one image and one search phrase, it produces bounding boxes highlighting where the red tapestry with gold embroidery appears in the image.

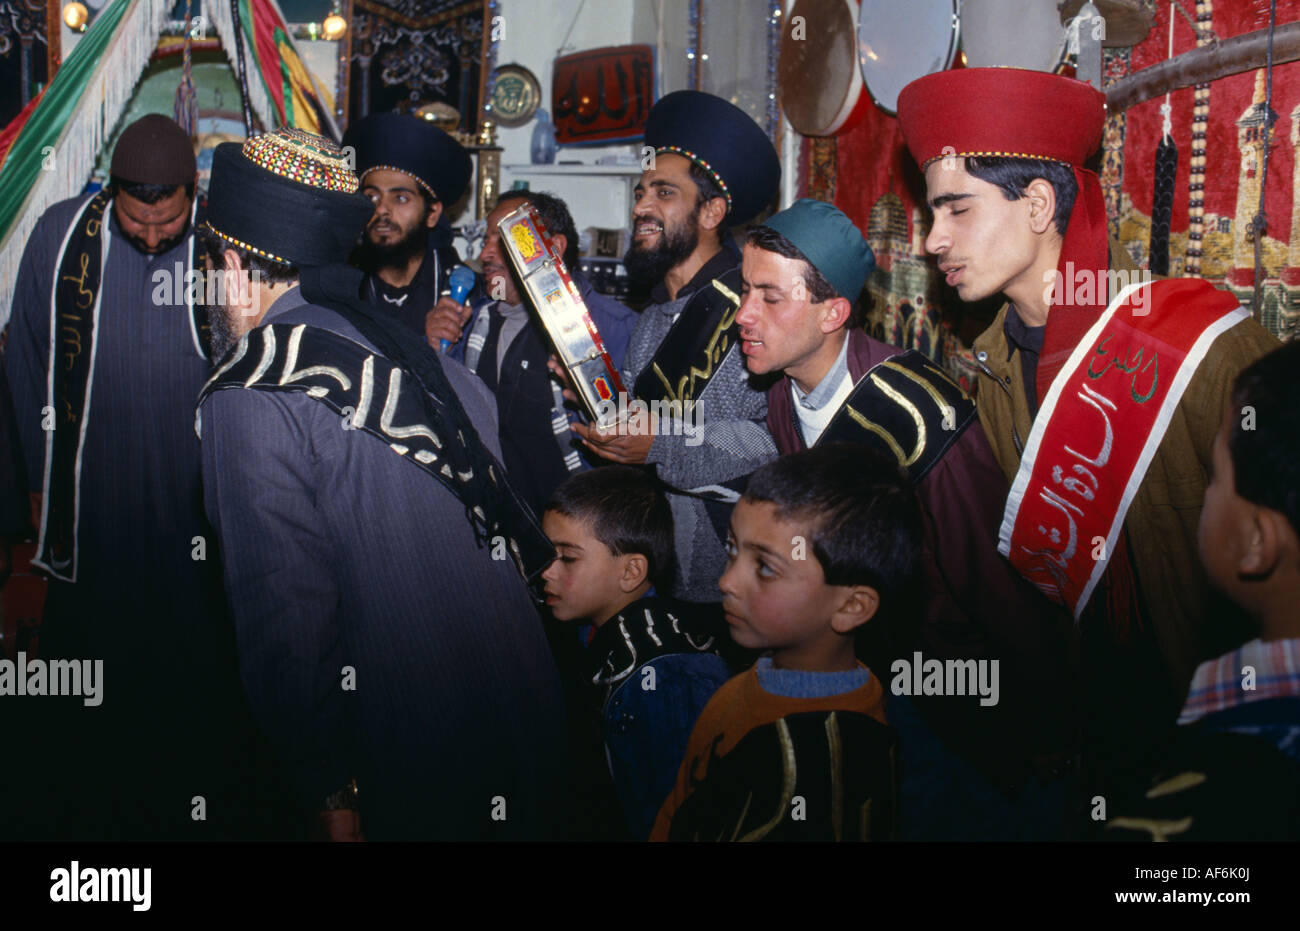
[1110,0,1299,342]
[815,0,1298,394]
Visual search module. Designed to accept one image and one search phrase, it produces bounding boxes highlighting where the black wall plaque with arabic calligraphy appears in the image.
[552,44,654,145]
[347,0,488,134]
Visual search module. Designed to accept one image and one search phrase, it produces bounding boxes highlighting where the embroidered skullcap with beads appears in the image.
[242,128,360,193]
[204,127,374,269]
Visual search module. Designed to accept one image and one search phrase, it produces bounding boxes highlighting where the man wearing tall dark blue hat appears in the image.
[566,90,782,605]
[343,111,472,341]
[739,198,1076,839]
[198,127,564,840]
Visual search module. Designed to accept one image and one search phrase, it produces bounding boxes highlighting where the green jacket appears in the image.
[970,252,1279,697]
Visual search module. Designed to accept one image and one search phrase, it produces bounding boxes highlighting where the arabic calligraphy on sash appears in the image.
[651,302,736,404]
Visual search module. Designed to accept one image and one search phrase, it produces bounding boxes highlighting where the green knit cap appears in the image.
[761,198,875,301]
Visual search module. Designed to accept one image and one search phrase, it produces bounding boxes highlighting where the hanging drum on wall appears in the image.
[1058,0,1154,48]
[857,0,960,114]
[961,0,1068,72]
[779,0,868,136]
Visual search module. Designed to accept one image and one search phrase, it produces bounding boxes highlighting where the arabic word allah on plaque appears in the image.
[552,45,655,145]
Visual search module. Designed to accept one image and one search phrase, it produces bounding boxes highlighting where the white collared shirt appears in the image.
[791,335,854,447]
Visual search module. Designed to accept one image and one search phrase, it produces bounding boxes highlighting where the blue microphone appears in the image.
[441,264,477,353]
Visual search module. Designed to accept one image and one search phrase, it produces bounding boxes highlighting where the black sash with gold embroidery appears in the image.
[35,192,209,582]
[633,267,742,404]
[816,350,976,484]
[34,192,110,580]
[668,708,898,841]
[197,322,555,583]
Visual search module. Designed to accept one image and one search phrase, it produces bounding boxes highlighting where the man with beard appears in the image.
[198,128,565,840]
[2,114,250,839]
[344,111,471,339]
[445,190,635,517]
[566,91,781,604]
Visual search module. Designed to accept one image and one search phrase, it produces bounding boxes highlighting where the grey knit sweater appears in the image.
[621,250,777,602]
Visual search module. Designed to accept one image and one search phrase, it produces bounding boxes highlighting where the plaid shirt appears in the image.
[1178,637,1300,725]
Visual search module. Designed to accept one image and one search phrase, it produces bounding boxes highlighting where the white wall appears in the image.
[492,0,642,232]
[495,0,637,166]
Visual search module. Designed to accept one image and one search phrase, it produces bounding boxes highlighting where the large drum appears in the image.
[857,0,960,114]
[962,0,1067,72]
[779,0,868,137]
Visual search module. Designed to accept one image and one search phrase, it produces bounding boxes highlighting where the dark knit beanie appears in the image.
[110,114,196,185]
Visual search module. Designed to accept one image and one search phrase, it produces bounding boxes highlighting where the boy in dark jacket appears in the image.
[541,466,730,839]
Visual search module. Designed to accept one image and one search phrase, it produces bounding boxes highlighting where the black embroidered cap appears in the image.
[204,128,374,267]
[643,90,780,224]
[344,111,473,206]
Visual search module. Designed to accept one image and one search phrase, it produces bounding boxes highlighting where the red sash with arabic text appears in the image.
[999,278,1249,618]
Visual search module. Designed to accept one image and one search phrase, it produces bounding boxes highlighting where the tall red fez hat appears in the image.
[898,67,1111,404]
[897,68,1105,169]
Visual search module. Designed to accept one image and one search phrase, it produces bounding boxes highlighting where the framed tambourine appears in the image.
[857,0,960,114]
[496,203,626,430]
[489,64,543,128]
[780,0,867,137]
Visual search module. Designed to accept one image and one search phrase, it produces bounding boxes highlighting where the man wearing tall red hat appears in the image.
[898,68,1278,788]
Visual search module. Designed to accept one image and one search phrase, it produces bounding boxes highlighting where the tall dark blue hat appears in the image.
[204,128,374,268]
[643,91,780,223]
[343,111,473,206]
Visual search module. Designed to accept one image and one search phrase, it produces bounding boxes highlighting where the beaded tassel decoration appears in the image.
[1149,6,1178,277]
[1150,134,1178,277]
[174,0,199,137]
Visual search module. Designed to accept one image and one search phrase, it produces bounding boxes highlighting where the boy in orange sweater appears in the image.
[651,445,921,841]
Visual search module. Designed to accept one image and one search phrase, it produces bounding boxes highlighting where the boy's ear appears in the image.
[830,585,880,635]
[1239,507,1283,580]
[619,553,649,592]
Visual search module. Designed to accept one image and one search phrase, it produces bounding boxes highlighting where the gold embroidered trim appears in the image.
[200,221,295,267]
[920,150,1073,169]
[361,165,439,201]
[656,146,731,208]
